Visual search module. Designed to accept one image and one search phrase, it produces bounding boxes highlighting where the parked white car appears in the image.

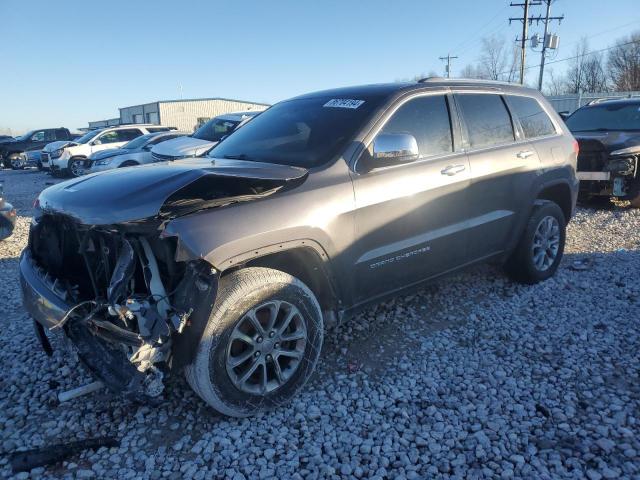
[87,131,188,173]
[42,124,175,177]
[151,111,260,162]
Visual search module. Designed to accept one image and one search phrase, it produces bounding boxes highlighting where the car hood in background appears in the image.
[151,136,214,158]
[89,148,129,161]
[43,141,77,152]
[37,158,308,225]
[572,131,640,155]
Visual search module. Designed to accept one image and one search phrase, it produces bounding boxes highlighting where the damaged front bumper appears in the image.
[19,217,218,400]
[577,151,639,199]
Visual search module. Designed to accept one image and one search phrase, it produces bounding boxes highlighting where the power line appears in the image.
[451,4,509,55]
[497,38,640,77]
[509,0,542,84]
[439,54,459,78]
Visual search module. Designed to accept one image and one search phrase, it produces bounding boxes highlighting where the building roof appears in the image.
[118,97,271,111]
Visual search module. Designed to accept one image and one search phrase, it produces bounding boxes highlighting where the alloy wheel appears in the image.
[531,215,560,271]
[225,300,307,395]
[70,159,85,177]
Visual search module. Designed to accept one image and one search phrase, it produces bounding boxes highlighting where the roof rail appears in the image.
[417,77,514,86]
[587,95,640,106]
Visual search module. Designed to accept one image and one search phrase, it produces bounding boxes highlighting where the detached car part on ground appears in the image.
[0,181,17,240]
[21,79,578,417]
[566,98,640,207]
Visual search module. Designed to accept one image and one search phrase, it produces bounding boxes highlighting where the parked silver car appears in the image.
[87,131,188,173]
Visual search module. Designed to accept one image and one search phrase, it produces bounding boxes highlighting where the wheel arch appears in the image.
[535,180,573,222]
[223,244,340,316]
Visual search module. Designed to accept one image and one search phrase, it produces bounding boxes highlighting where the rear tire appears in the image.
[185,267,323,417]
[505,201,566,284]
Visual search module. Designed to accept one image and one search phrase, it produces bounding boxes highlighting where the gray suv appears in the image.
[20,79,578,417]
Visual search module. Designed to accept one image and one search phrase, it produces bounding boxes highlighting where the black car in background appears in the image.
[566,98,640,207]
[0,127,76,170]
[0,182,16,240]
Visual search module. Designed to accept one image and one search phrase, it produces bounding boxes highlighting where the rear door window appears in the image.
[507,95,556,138]
[117,129,144,142]
[456,94,515,149]
[380,95,453,158]
[55,128,69,140]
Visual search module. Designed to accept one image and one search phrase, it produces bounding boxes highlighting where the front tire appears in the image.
[9,153,25,170]
[68,157,87,177]
[505,201,566,284]
[185,267,323,417]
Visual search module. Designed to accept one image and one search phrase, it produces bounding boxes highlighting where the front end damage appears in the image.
[23,214,217,399]
[576,139,640,200]
[20,158,308,400]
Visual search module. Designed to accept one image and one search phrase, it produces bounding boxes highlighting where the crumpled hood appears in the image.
[573,131,640,155]
[89,148,128,161]
[43,141,76,152]
[151,136,214,158]
[37,158,308,225]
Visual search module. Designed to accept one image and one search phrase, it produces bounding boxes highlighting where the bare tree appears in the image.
[544,67,566,95]
[479,35,508,80]
[608,30,640,91]
[459,63,485,79]
[563,39,608,93]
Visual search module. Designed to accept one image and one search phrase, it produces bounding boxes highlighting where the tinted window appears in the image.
[55,128,69,140]
[193,118,240,142]
[44,130,57,141]
[146,126,172,132]
[118,129,144,141]
[508,95,556,138]
[457,94,515,149]
[565,103,640,132]
[31,131,45,142]
[210,95,383,168]
[380,95,453,158]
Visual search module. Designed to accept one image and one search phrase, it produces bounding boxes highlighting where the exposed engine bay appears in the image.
[29,214,215,399]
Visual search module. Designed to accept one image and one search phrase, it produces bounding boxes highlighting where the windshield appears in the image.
[123,133,155,150]
[193,118,240,142]
[209,96,382,168]
[566,103,640,132]
[16,130,35,141]
[74,130,102,144]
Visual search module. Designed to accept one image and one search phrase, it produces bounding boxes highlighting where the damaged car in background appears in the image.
[0,181,17,240]
[565,97,640,207]
[21,79,577,417]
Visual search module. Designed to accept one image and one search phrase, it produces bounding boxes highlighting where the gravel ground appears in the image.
[1,169,639,479]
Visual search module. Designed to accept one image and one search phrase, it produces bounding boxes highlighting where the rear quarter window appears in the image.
[507,95,556,138]
[456,94,515,149]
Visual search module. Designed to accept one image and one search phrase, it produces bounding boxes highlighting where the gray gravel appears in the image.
[1,169,639,479]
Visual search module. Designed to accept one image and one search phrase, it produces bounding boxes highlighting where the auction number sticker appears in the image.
[323,99,365,109]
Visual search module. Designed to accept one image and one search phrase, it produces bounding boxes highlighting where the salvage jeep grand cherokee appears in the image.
[21,79,578,417]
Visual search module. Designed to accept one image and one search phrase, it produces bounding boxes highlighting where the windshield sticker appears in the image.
[323,99,365,109]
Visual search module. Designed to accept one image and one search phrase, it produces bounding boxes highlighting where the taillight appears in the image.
[573,139,579,156]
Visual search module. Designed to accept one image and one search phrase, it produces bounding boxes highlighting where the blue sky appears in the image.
[1,0,639,134]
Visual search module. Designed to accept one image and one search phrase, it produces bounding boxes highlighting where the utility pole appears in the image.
[537,0,564,90]
[439,54,458,78]
[510,0,541,84]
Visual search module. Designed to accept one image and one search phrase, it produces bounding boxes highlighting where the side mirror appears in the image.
[370,133,419,168]
[558,111,571,121]
[142,144,152,151]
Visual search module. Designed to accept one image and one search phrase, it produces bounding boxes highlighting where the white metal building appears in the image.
[118,97,270,132]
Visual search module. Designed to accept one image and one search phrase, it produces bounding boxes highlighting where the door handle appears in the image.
[516,150,534,159]
[440,164,466,176]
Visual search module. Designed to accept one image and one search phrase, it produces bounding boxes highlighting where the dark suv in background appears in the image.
[21,79,578,417]
[565,97,640,206]
[0,127,76,169]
